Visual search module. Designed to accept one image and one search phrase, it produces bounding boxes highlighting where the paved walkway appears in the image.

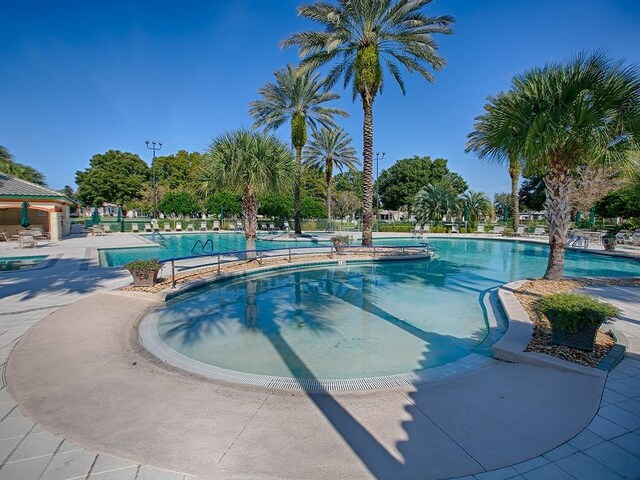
[0,233,638,479]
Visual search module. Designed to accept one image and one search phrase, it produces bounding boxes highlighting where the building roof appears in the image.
[0,173,71,202]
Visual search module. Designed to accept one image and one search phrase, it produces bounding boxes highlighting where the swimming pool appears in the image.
[0,255,48,272]
[140,239,638,386]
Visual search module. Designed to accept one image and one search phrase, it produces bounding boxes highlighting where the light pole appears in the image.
[375,151,385,231]
[145,140,162,219]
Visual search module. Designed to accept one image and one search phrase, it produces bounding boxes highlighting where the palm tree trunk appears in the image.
[543,163,572,280]
[294,146,302,235]
[361,99,374,246]
[243,191,258,258]
[509,157,520,232]
[326,157,333,221]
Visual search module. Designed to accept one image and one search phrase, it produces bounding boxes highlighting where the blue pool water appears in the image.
[0,255,47,272]
[144,239,638,379]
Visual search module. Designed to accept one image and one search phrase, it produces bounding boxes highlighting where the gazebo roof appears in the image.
[0,173,71,202]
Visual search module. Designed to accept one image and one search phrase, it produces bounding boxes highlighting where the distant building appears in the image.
[519,211,547,221]
[0,174,72,240]
[80,203,119,217]
[376,209,407,221]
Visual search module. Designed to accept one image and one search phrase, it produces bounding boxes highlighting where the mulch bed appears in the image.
[516,278,640,367]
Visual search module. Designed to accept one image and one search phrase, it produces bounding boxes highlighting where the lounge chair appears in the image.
[450,224,459,234]
[18,233,36,249]
[213,221,220,231]
[92,227,105,236]
[199,222,207,231]
[102,225,111,234]
[144,223,152,232]
[151,220,159,232]
[268,223,275,231]
[627,230,640,247]
[615,230,629,243]
[476,225,485,234]
[131,223,140,233]
[412,224,422,238]
[531,227,546,237]
[516,226,526,236]
[422,224,430,233]
[235,221,243,232]
[164,223,171,232]
[175,222,182,232]
[284,221,291,232]
[187,223,194,232]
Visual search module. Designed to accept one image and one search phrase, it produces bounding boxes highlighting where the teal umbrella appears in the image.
[588,208,595,228]
[502,203,509,223]
[463,204,469,223]
[575,211,581,225]
[91,206,100,225]
[220,207,224,219]
[20,201,30,228]
[116,207,121,222]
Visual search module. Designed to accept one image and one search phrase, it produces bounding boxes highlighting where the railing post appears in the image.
[288,248,292,263]
[373,245,376,258]
[217,254,221,275]
[171,261,176,288]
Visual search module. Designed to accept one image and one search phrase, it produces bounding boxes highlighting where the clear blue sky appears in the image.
[2,0,639,196]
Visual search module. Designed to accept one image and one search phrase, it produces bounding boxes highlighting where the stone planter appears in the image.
[551,324,599,352]
[129,269,160,287]
[333,243,348,253]
[602,235,617,251]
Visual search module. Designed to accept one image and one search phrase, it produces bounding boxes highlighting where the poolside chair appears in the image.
[213,220,220,231]
[18,233,36,249]
[516,226,526,236]
[92,226,105,236]
[268,223,275,231]
[284,221,291,232]
[412,224,422,238]
[199,221,207,231]
[450,224,459,234]
[236,221,243,232]
[144,223,152,232]
[163,223,171,232]
[422,224,431,234]
[187,223,194,232]
[131,223,140,233]
[628,230,640,247]
[151,219,159,232]
[175,222,182,232]
[531,227,546,237]
[615,230,629,244]
[102,225,111,234]
[476,225,485,234]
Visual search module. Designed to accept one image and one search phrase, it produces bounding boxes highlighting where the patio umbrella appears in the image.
[116,207,121,222]
[589,208,595,228]
[575,211,581,225]
[20,201,30,228]
[463,204,469,223]
[502,203,509,223]
[91,206,100,225]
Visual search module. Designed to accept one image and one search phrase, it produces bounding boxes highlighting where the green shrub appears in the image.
[124,258,162,272]
[331,235,351,245]
[534,293,620,332]
[379,225,413,233]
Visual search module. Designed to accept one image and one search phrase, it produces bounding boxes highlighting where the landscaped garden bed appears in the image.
[515,278,640,367]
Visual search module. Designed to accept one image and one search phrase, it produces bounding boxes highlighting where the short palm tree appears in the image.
[250,65,348,234]
[467,52,640,279]
[203,129,295,253]
[413,183,459,223]
[282,0,454,245]
[459,190,491,225]
[303,127,360,220]
[493,192,511,220]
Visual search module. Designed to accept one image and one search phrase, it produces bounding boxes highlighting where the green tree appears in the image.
[412,183,459,223]
[303,127,359,219]
[459,190,491,225]
[467,52,640,279]
[75,150,150,207]
[594,183,640,219]
[205,191,242,217]
[283,0,454,245]
[157,191,200,216]
[154,150,205,191]
[493,192,511,220]
[250,65,347,234]
[334,170,363,197]
[259,193,294,219]
[519,176,546,212]
[333,191,362,219]
[377,156,467,211]
[301,196,327,219]
[0,146,47,185]
[203,130,295,252]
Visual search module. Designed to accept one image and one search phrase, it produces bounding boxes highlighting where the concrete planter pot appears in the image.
[602,235,617,251]
[551,324,599,352]
[129,269,160,287]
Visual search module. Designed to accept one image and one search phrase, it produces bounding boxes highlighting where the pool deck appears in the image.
[0,232,639,479]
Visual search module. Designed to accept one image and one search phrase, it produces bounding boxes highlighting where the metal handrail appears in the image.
[161,243,432,289]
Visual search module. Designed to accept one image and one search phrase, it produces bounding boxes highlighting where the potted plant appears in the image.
[535,292,620,351]
[331,235,351,253]
[601,233,617,251]
[124,259,163,287]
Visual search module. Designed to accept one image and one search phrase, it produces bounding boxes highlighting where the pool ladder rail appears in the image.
[150,231,168,246]
[190,238,214,255]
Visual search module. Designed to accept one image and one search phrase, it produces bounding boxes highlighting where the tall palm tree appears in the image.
[413,183,459,223]
[459,190,491,225]
[508,155,521,232]
[282,0,454,245]
[203,129,295,253]
[250,65,348,235]
[467,52,640,279]
[303,127,360,220]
